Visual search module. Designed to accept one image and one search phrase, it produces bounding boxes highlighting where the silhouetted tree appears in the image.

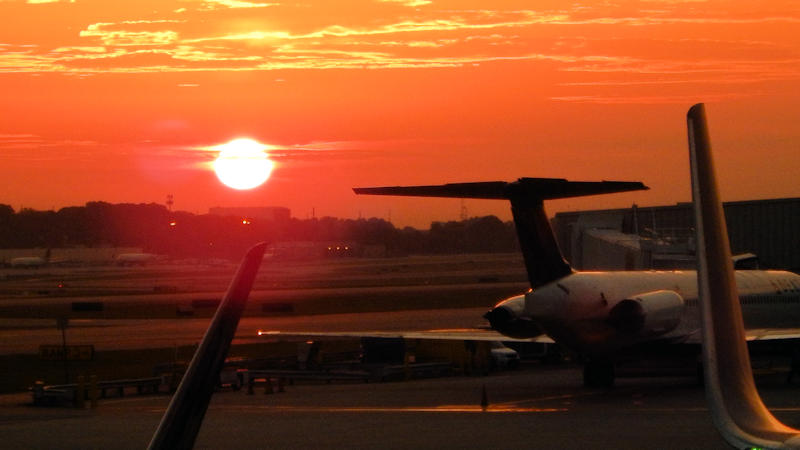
[0,203,519,258]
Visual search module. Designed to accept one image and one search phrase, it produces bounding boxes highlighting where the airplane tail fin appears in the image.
[689,103,800,448]
[355,178,647,288]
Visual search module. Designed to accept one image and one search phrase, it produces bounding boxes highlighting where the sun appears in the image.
[213,138,274,190]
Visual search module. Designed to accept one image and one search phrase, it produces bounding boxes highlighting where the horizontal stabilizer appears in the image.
[354,178,648,201]
[354,177,647,289]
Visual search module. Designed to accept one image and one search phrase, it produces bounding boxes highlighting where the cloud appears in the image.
[185,13,570,44]
[0,134,98,149]
[562,57,800,78]
[378,0,432,7]
[1,0,798,101]
[198,0,278,10]
[79,21,182,46]
[0,134,101,163]
[0,133,41,147]
[549,93,754,105]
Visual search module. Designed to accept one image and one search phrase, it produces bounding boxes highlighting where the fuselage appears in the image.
[492,269,800,358]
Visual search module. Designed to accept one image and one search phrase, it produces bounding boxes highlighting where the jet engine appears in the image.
[483,295,542,339]
[606,290,685,337]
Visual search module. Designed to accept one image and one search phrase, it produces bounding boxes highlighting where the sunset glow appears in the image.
[1,1,798,226]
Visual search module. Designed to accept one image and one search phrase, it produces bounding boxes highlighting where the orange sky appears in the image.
[1,0,798,228]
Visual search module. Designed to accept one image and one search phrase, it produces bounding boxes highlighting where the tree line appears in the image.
[0,202,519,259]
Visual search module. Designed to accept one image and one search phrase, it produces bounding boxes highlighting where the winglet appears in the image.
[148,242,268,450]
[689,103,800,449]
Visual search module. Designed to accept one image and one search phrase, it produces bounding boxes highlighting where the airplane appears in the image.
[351,137,800,389]
[7,248,52,268]
[115,252,161,266]
[9,256,47,268]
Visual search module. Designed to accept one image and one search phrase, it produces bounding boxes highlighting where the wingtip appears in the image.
[242,241,269,262]
[688,103,706,119]
[249,241,269,253]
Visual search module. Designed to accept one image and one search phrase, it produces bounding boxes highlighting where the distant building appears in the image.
[208,206,290,222]
[0,247,144,266]
[553,197,800,272]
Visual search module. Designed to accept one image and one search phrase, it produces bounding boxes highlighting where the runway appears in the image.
[3,365,800,449]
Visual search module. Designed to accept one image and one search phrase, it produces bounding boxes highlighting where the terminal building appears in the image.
[552,197,800,273]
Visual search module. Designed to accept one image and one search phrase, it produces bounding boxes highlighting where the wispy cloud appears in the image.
[79,20,182,46]
[1,1,798,104]
[0,134,98,149]
[0,133,41,146]
[0,134,101,163]
[569,57,800,73]
[549,93,753,104]
[199,0,278,9]
[182,16,558,43]
[379,0,432,7]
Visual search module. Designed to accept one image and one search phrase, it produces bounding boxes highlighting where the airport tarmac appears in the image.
[0,307,490,354]
[3,364,800,449]
[3,256,800,448]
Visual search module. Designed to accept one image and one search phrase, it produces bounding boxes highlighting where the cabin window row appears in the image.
[741,295,800,305]
[685,296,800,307]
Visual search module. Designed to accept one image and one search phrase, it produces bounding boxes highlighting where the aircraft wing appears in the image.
[689,103,800,448]
[671,328,800,344]
[745,329,800,341]
[149,242,267,450]
[258,328,554,343]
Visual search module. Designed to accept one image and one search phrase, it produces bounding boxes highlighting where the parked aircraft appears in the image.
[9,256,47,268]
[115,252,161,266]
[7,248,52,267]
[353,134,800,389]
